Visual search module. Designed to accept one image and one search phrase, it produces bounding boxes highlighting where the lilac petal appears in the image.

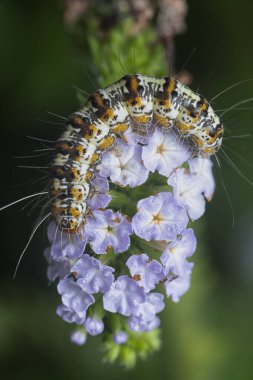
[126,254,164,292]
[88,176,111,210]
[47,221,58,243]
[165,268,193,302]
[132,192,189,241]
[89,193,111,210]
[98,138,149,187]
[123,125,151,145]
[47,221,87,261]
[91,175,109,193]
[84,317,104,336]
[72,254,114,294]
[44,247,71,282]
[135,292,165,322]
[168,168,206,220]
[70,330,87,345]
[57,278,95,313]
[103,276,145,316]
[128,315,160,332]
[56,304,86,325]
[113,331,128,344]
[160,229,197,275]
[142,128,191,177]
[188,157,215,201]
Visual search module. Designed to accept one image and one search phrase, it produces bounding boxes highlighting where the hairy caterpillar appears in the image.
[50,74,224,232]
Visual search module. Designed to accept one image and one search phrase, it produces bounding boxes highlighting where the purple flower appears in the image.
[70,330,87,345]
[47,221,87,261]
[56,304,86,325]
[44,247,71,282]
[98,138,149,187]
[142,128,191,177]
[85,209,132,254]
[87,176,112,210]
[134,292,165,322]
[103,276,146,316]
[113,331,128,344]
[188,157,215,201]
[132,192,189,241]
[126,254,164,292]
[128,315,160,332]
[72,254,114,294]
[168,168,206,220]
[57,278,95,316]
[165,268,192,303]
[160,229,197,276]
[84,317,104,336]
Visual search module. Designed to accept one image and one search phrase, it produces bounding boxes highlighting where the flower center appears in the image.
[156,144,166,154]
[152,213,164,224]
[169,247,175,254]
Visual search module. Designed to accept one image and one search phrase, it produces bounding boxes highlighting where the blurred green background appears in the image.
[1,0,253,378]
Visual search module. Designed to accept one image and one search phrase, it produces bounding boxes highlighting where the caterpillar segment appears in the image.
[50,74,224,232]
[174,86,208,134]
[153,77,181,127]
[117,75,157,125]
[86,86,131,134]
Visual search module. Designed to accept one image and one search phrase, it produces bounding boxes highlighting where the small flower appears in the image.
[72,254,114,294]
[132,192,189,241]
[57,278,95,316]
[56,304,86,325]
[87,176,112,210]
[44,247,71,282]
[126,254,164,292]
[168,168,206,220]
[165,268,193,303]
[85,209,132,254]
[98,138,149,187]
[113,331,128,344]
[188,157,215,201]
[160,229,197,276]
[84,317,104,336]
[128,315,160,332]
[70,330,87,345]
[142,128,191,177]
[47,221,87,261]
[103,276,146,316]
[135,292,165,322]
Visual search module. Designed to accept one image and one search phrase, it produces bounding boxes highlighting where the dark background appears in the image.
[1,1,253,379]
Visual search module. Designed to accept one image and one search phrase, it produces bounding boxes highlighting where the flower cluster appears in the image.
[44,126,215,366]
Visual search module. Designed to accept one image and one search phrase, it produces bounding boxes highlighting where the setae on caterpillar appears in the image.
[50,73,224,232]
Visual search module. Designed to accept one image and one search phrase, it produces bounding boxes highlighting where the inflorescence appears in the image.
[44,126,215,367]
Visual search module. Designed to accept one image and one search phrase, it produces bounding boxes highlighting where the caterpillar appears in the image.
[50,74,224,232]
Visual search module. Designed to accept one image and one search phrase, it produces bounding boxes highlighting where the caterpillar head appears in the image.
[191,103,224,156]
[174,88,224,156]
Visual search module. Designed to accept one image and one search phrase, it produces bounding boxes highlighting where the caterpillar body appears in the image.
[51,74,224,232]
